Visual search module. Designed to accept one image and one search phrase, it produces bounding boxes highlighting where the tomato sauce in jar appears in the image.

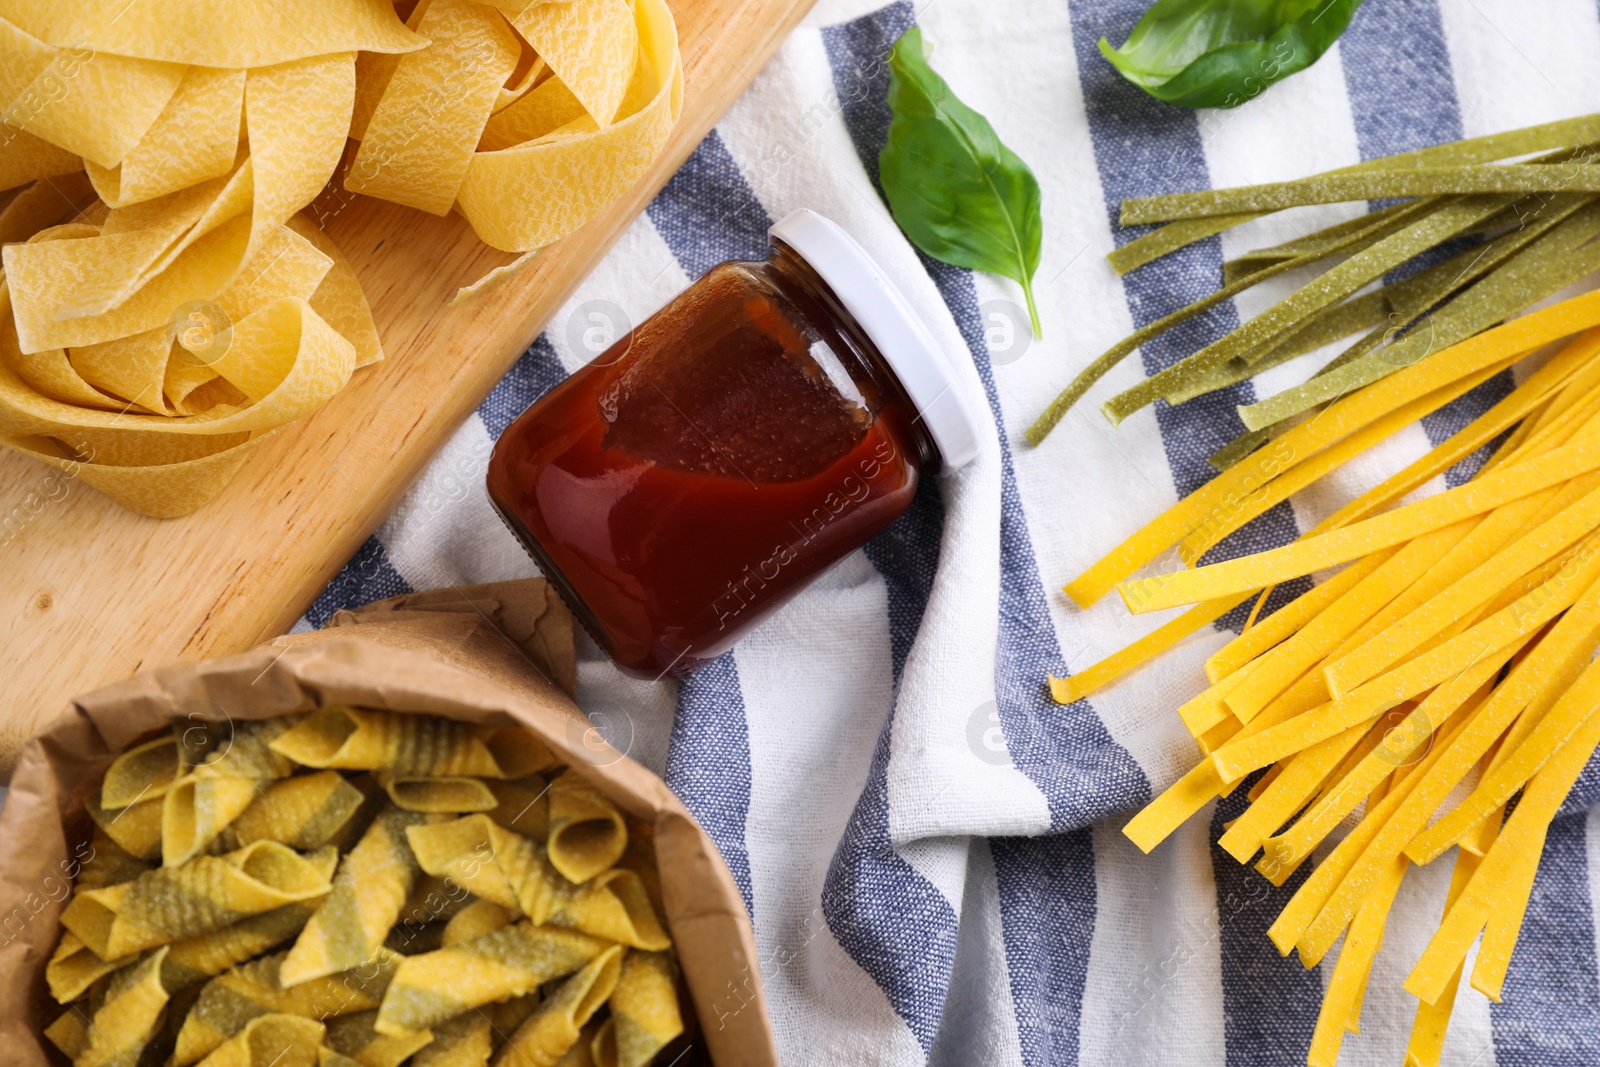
[487,210,981,677]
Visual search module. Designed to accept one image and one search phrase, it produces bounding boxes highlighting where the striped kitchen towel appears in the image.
[296,0,1600,1063]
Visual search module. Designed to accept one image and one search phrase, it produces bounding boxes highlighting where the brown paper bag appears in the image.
[0,579,777,1067]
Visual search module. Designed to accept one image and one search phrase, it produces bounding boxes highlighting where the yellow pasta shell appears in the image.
[279,808,439,986]
[441,899,512,947]
[497,944,624,1067]
[173,949,397,1066]
[325,1009,434,1067]
[102,736,181,809]
[410,1013,492,1067]
[270,707,504,777]
[546,774,627,884]
[43,1005,89,1061]
[160,878,333,993]
[61,840,333,959]
[374,922,607,1037]
[405,814,564,923]
[554,869,669,952]
[189,1012,325,1067]
[486,776,550,839]
[74,840,154,899]
[592,950,681,1067]
[86,791,164,861]
[186,717,297,780]
[224,770,367,850]
[78,947,171,1067]
[45,931,129,1005]
[376,771,498,814]
[162,775,264,866]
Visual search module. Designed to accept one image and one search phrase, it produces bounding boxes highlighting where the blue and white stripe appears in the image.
[296,1,1600,1062]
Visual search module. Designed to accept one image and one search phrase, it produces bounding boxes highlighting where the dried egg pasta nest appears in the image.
[45,707,685,1067]
[0,0,682,516]
[350,0,685,265]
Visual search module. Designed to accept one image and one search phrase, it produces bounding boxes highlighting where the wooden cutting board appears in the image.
[0,0,817,775]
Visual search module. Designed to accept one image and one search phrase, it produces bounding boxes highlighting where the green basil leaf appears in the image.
[880,26,1043,336]
[1100,0,1365,110]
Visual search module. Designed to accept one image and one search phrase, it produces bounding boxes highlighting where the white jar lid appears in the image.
[769,209,982,471]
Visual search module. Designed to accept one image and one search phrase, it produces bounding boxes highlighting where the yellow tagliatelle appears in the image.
[0,0,680,515]
[1052,289,1600,1064]
[371,0,684,264]
[0,0,388,516]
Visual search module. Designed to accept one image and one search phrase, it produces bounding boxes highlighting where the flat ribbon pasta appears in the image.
[86,67,246,208]
[0,1,424,67]
[0,0,681,512]
[347,0,683,298]
[0,270,363,516]
[0,10,387,516]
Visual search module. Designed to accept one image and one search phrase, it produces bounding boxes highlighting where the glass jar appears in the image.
[486,209,981,677]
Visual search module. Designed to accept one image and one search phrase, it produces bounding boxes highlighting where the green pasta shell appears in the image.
[373,922,607,1037]
[498,944,624,1067]
[269,707,504,778]
[61,841,333,960]
[279,808,440,986]
[171,949,398,1065]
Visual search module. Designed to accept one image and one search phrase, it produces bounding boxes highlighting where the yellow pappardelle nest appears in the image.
[45,707,687,1067]
[0,0,683,516]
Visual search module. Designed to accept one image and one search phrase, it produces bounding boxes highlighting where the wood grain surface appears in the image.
[0,0,817,775]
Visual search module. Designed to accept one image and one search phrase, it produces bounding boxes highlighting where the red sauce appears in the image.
[487,259,928,676]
